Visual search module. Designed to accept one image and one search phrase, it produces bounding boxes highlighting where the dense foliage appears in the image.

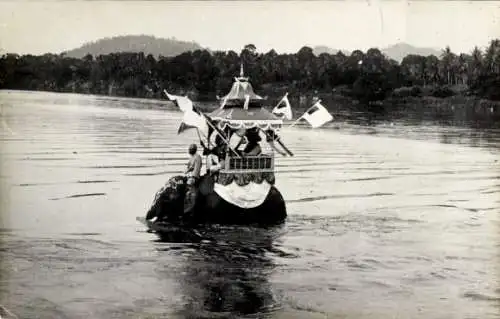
[1,40,500,104]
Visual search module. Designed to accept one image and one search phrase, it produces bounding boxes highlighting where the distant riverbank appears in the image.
[285,88,500,128]
[186,84,500,128]
[2,86,499,128]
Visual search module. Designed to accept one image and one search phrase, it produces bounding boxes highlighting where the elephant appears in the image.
[145,173,287,227]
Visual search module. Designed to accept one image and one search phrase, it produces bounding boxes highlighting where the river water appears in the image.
[0,90,499,319]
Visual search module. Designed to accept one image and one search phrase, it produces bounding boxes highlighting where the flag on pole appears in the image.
[301,100,333,128]
[163,89,208,137]
[164,88,240,155]
[177,107,209,137]
[272,93,293,120]
[163,89,192,113]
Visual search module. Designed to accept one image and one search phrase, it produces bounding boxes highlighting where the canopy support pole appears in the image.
[202,116,242,158]
[261,129,294,157]
[289,101,319,128]
[275,137,294,156]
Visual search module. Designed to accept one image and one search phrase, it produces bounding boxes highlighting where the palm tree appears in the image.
[440,46,455,85]
[484,39,500,74]
[424,55,440,85]
[457,53,468,85]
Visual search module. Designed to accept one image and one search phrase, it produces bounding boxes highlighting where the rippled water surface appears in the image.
[1,90,499,319]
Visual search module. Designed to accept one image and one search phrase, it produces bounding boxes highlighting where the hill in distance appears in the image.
[313,43,441,62]
[63,35,204,58]
[313,45,351,56]
[63,34,443,62]
[381,43,442,62]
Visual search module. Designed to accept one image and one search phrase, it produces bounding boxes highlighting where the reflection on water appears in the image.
[156,226,284,318]
[0,90,499,319]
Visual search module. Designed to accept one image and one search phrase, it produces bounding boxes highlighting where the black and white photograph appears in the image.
[0,1,499,318]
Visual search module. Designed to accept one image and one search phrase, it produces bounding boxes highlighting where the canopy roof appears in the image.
[210,65,281,130]
[220,77,264,103]
[209,106,282,130]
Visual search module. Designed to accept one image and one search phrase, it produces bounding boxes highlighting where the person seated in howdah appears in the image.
[241,128,262,156]
[206,134,226,175]
[229,128,248,156]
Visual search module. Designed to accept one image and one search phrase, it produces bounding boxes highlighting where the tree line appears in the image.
[1,40,499,105]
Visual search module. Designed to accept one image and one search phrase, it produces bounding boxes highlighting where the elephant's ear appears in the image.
[154,183,169,201]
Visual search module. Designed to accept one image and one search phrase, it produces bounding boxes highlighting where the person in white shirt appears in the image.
[207,134,226,174]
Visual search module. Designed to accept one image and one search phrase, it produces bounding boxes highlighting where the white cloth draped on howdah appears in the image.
[213,179,272,209]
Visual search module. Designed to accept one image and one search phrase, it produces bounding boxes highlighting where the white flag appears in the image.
[163,89,192,113]
[165,90,208,137]
[301,101,333,128]
[178,108,209,138]
[272,93,293,120]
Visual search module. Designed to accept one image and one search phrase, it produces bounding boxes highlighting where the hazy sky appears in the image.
[0,0,499,55]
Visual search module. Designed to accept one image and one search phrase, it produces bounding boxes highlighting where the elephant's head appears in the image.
[145,175,187,221]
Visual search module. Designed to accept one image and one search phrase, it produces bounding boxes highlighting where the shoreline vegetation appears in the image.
[1,41,499,126]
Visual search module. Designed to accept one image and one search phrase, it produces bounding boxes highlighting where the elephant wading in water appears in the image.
[145,173,287,226]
